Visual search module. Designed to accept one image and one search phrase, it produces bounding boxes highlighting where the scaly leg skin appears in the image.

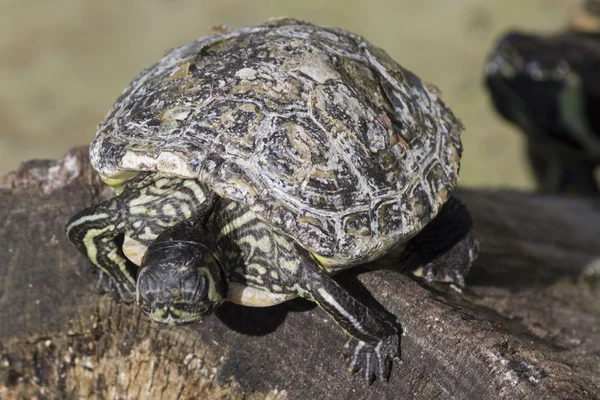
[290,261,399,382]
[66,199,137,301]
[65,173,213,301]
[406,196,479,287]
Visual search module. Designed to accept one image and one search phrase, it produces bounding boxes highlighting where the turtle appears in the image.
[484,7,600,195]
[65,18,478,381]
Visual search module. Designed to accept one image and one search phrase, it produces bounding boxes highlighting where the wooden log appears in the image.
[1,148,599,399]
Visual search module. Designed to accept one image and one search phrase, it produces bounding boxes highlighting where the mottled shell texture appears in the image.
[90,18,463,264]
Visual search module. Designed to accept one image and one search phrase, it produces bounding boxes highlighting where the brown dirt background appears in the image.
[0,0,580,189]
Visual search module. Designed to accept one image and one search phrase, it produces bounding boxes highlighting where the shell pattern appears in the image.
[90,18,464,264]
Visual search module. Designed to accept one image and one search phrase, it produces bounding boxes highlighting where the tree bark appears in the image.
[1,148,599,400]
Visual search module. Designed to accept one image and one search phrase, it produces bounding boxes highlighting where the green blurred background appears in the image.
[0,0,580,189]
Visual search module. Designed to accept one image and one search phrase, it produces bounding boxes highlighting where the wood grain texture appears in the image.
[1,148,599,399]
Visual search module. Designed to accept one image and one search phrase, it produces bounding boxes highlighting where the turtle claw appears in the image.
[343,334,399,382]
[114,284,136,303]
[95,271,136,303]
[109,279,136,303]
[417,231,479,288]
[421,260,466,287]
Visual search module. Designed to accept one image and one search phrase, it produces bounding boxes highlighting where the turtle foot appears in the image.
[94,271,136,303]
[343,334,400,382]
[417,231,479,287]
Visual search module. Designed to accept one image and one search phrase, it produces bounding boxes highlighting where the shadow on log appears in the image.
[1,148,599,399]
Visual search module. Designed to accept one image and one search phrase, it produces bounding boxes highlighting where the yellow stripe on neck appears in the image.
[101,172,140,194]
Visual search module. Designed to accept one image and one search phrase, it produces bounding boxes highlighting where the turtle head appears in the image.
[484,32,574,134]
[136,239,226,325]
[485,32,571,83]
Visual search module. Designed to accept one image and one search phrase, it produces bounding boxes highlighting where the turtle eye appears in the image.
[179,266,208,303]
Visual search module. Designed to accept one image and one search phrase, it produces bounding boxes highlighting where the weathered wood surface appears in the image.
[1,148,599,399]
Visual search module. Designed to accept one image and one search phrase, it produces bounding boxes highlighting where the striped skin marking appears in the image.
[129,194,160,207]
[217,211,258,240]
[364,350,372,376]
[236,235,273,260]
[351,341,365,370]
[79,224,136,290]
[82,226,113,268]
[145,305,199,326]
[65,213,110,236]
[273,234,294,252]
[67,201,137,296]
[246,274,265,284]
[152,177,179,191]
[183,179,207,203]
[74,175,401,381]
[138,226,159,241]
[201,264,223,304]
[287,283,309,298]
[213,201,310,300]
[214,201,307,296]
[316,287,369,336]
[180,204,192,219]
[247,263,268,275]
[311,252,346,271]
[162,204,178,217]
[279,258,300,274]
[129,205,159,217]
[253,236,272,252]
[106,248,136,287]
[120,177,212,259]
[271,284,283,292]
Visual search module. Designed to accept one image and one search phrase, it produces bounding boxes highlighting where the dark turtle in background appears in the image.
[65,18,478,382]
[484,0,600,195]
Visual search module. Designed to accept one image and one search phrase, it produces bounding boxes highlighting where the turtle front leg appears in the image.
[66,201,137,301]
[291,264,400,382]
[66,173,215,301]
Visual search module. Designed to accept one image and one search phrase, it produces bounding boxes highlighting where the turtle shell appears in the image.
[90,18,463,264]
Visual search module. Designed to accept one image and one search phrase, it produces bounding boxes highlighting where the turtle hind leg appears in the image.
[406,196,479,287]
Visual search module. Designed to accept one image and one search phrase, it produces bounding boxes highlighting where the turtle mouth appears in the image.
[142,301,214,326]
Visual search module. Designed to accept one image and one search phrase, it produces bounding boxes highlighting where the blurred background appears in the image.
[0,0,581,189]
